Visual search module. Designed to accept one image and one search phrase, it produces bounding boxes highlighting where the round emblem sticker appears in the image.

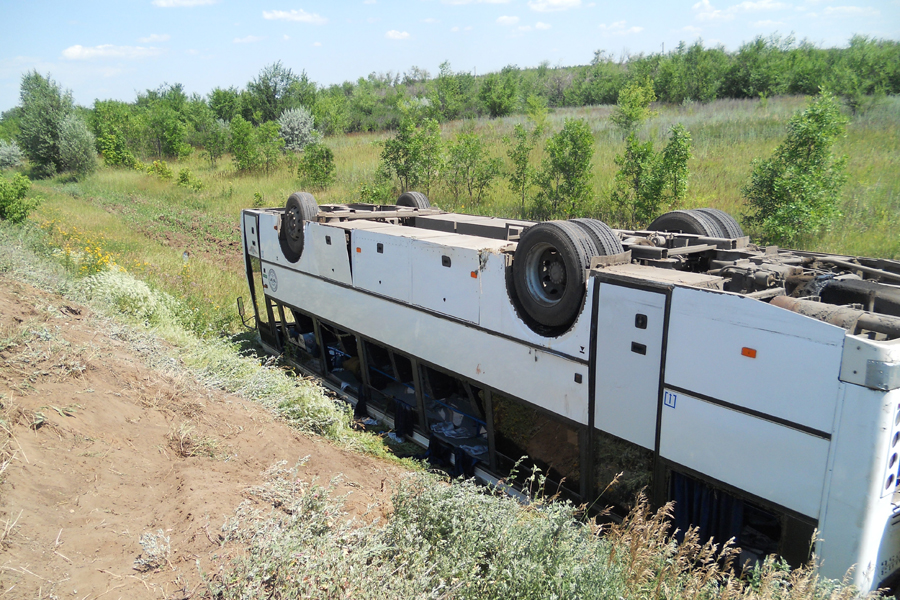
[267,268,278,292]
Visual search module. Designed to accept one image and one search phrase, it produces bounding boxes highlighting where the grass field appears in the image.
[6,94,896,598]
[22,94,900,336]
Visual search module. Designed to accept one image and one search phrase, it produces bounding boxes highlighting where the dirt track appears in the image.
[0,274,404,599]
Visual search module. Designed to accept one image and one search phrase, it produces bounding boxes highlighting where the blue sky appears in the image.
[1,0,897,113]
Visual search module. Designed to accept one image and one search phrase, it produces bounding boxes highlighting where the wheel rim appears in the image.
[286,205,302,242]
[523,241,567,307]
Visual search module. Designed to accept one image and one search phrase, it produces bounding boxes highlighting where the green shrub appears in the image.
[0,173,36,223]
[445,131,501,206]
[147,160,173,180]
[176,168,204,191]
[743,92,848,245]
[297,142,336,189]
[532,118,595,219]
[278,106,321,152]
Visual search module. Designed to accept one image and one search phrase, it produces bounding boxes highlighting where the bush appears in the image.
[445,131,501,206]
[278,106,321,152]
[743,92,848,245]
[610,76,657,137]
[230,115,260,172]
[609,124,693,228]
[0,139,24,169]
[532,118,595,219]
[0,173,36,223]
[297,143,336,189]
[58,114,97,177]
[147,160,173,180]
[176,168,204,191]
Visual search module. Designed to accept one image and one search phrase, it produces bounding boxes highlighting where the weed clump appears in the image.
[134,529,171,572]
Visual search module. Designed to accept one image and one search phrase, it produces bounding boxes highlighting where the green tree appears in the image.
[609,124,693,228]
[230,115,260,172]
[504,120,543,217]
[379,115,443,194]
[610,77,656,137]
[479,67,519,118]
[202,118,230,168]
[247,62,316,124]
[208,86,243,122]
[0,172,36,223]
[297,143,336,189]
[445,131,502,206]
[91,100,139,167]
[256,121,284,176]
[17,70,74,177]
[58,114,97,177]
[532,118,595,219]
[430,61,466,121]
[312,91,350,136]
[743,92,848,245]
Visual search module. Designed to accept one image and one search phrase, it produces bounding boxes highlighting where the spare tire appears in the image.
[571,218,625,257]
[647,210,723,238]
[280,192,318,262]
[396,191,430,209]
[694,208,744,239]
[512,221,597,330]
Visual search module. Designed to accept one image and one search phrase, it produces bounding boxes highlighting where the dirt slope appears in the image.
[0,274,403,599]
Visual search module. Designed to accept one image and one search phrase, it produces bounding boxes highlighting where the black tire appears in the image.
[512,221,596,329]
[571,218,625,257]
[396,191,430,209]
[647,210,723,238]
[694,208,744,239]
[280,192,318,262]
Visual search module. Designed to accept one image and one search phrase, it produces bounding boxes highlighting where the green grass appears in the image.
[15,94,900,343]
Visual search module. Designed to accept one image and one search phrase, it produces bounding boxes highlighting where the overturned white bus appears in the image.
[240,191,900,591]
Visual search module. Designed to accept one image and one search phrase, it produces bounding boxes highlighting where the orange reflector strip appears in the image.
[470,271,478,278]
[356,247,361,253]
[741,347,757,358]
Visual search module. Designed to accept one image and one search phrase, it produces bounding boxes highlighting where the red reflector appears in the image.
[356,247,361,253]
[741,347,757,358]
[470,271,478,278]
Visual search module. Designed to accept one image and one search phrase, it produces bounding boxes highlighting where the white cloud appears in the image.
[364,0,376,3]
[368,17,381,22]
[233,35,263,43]
[598,20,643,34]
[497,15,520,25]
[527,0,580,11]
[61,44,163,60]
[152,0,216,6]
[682,24,702,32]
[386,30,410,39]
[519,25,532,31]
[823,5,880,15]
[313,41,322,46]
[752,18,785,25]
[262,9,328,25]
[535,21,551,29]
[442,0,510,4]
[465,25,473,30]
[283,34,290,40]
[692,0,735,21]
[138,33,171,43]
[423,17,439,23]
[730,0,789,10]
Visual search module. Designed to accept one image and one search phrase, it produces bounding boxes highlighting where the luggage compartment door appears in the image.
[593,283,666,450]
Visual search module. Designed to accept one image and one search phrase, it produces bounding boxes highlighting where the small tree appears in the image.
[58,114,97,177]
[17,71,73,177]
[504,122,542,217]
[532,118,595,219]
[0,139,24,169]
[609,124,693,228]
[256,121,284,177]
[230,115,260,172]
[610,77,657,138]
[479,68,519,118]
[743,92,848,245]
[379,115,443,194]
[0,173,36,223]
[445,131,501,206]
[297,143,336,189]
[278,106,321,152]
[203,118,230,168]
